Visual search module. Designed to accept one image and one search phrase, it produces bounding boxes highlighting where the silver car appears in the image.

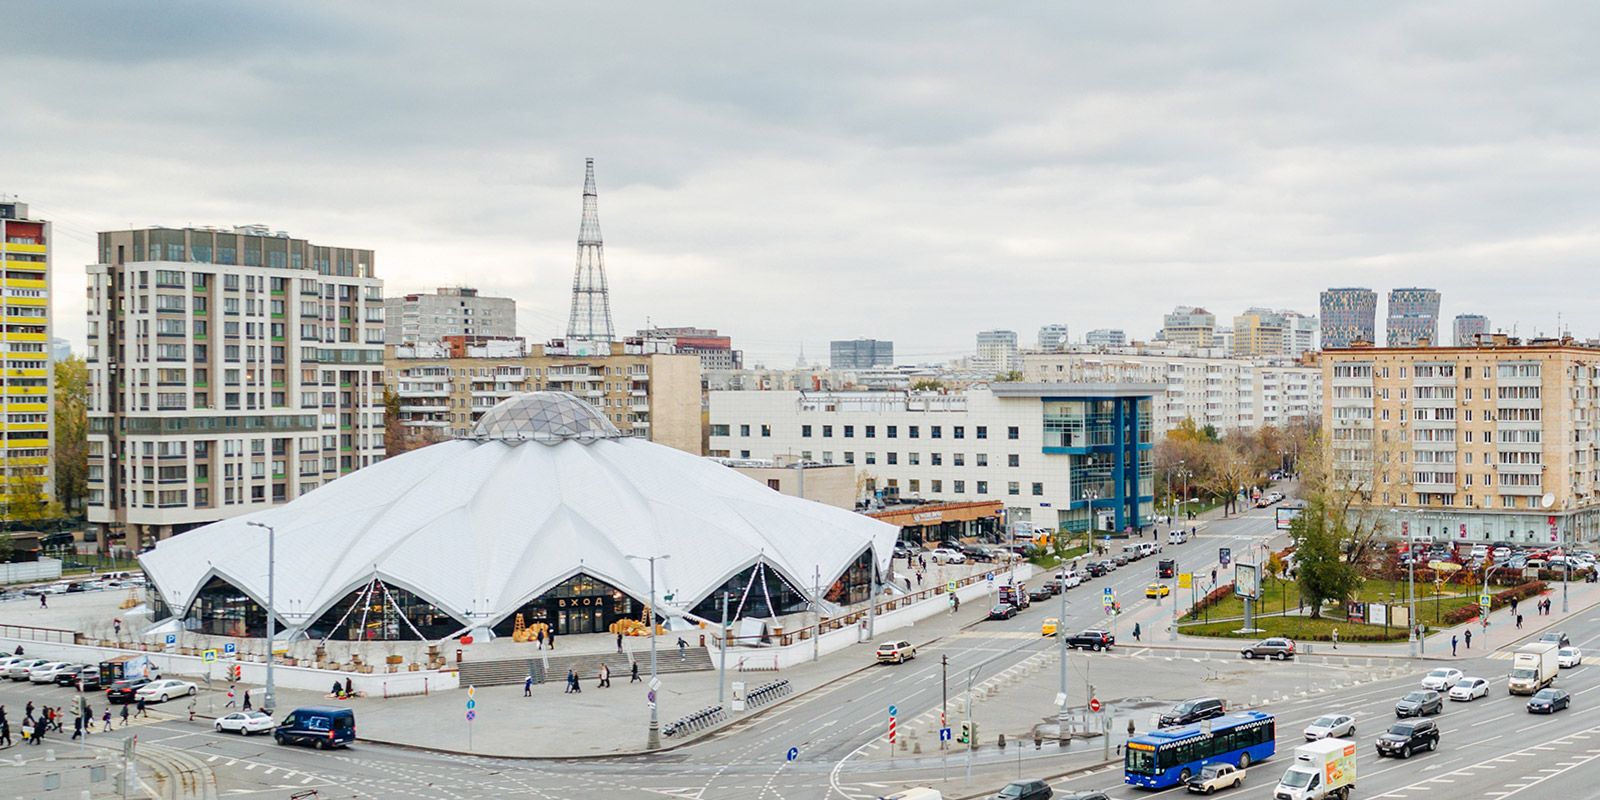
[6,658,47,680]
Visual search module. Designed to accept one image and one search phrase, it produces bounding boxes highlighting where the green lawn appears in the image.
[1181,577,1479,640]
[1190,577,1466,621]
[1180,616,1413,643]
[1029,545,1090,570]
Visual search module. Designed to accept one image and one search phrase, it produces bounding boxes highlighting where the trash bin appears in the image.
[455,648,463,664]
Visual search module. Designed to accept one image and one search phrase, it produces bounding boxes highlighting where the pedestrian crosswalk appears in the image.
[1487,650,1515,661]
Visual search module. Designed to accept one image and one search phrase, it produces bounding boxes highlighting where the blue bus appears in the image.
[1124,711,1276,789]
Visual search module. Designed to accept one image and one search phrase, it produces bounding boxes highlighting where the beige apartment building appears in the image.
[386,338,702,454]
[1322,334,1600,545]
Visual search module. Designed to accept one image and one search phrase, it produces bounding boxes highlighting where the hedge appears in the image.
[1440,580,1547,626]
[1185,583,1236,620]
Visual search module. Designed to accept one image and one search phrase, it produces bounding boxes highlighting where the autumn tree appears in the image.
[382,386,445,456]
[1289,496,1362,618]
[53,356,89,512]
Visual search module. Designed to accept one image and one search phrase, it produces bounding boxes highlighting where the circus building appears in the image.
[138,392,898,642]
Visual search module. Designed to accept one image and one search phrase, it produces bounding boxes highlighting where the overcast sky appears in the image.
[8,3,1600,364]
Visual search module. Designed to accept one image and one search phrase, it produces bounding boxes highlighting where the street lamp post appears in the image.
[244,521,277,714]
[626,553,670,750]
[1057,591,1068,742]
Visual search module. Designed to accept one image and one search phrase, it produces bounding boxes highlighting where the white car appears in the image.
[214,710,275,735]
[1449,676,1490,701]
[1559,648,1584,668]
[27,662,74,684]
[1420,667,1464,691]
[6,658,48,680]
[1303,713,1356,741]
[135,678,198,703]
[1186,762,1245,794]
[928,548,966,564]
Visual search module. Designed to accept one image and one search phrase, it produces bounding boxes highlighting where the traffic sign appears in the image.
[201,649,217,663]
[650,677,661,691]
[223,642,236,655]
[1089,697,1102,713]
[947,580,957,593]
[467,685,476,698]
[1479,593,1491,609]
[164,634,177,646]
[648,690,657,704]
[939,727,952,742]
[1219,547,1231,566]
[888,704,898,717]
[466,699,476,710]
[986,572,994,583]
[466,710,476,721]
[786,746,799,762]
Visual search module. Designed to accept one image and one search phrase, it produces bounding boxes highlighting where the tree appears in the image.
[1289,497,1362,618]
[910,379,945,392]
[0,473,57,522]
[995,370,1024,382]
[382,386,444,456]
[53,356,89,512]
[0,533,12,563]
[1202,445,1255,516]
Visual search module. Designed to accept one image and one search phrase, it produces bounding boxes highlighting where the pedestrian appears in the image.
[1451,635,1459,657]
[537,628,545,650]
[242,689,252,711]
[599,663,610,688]
[571,670,582,693]
[0,718,9,748]
[187,698,196,723]
[118,704,129,729]
[1331,627,1339,649]
[24,702,32,721]
[1510,597,1518,614]
[1127,719,1136,738]
[524,675,533,697]
[345,677,353,698]
[1132,623,1141,642]
[83,704,93,733]
[630,662,641,683]
[31,716,45,745]
[136,697,148,718]
[1211,568,1218,585]
[676,637,688,661]
[72,715,82,740]
[548,627,556,650]
[101,710,111,731]
[617,632,624,654]
[38,594,46,609]
[114,619,122,636]
[1516,613,1523,629]
[564,669,575,694]
[225,684,237,709]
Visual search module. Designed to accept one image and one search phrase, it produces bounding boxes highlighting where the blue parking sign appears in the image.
[223,642,236,655]
[165,633,176,646]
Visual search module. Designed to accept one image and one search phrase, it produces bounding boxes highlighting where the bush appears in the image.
[1186,583,1236,620]
[1440,580,1547,626]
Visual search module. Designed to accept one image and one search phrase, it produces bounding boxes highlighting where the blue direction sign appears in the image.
[786,746,799,762]
[888,704,898,717]
[939,727,953,742]
[466,699,476,710]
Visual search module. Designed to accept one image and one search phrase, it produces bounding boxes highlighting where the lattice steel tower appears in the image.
[566,158,615,342]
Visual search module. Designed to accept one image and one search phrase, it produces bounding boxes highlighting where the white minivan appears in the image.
[1056,566,1083,588]
[1168,529,1189,545]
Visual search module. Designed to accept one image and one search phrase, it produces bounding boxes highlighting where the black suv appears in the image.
[1540,631,1572,648]
[1158,697,1225,727]
[1376,719,1439,758]
[106,677,152,704]
[1086,561,1111,577]
[1064,630,1115,651]
[994,778,1052,800]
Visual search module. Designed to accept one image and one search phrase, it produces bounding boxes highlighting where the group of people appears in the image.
[548,661,641,695]
[0,697,147,748]
[329,677,356,699]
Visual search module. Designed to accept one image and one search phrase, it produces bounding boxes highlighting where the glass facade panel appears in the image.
[304,580,463,641]
[185,576,277,638]
[492,573,639,637]
[690,561,811,620]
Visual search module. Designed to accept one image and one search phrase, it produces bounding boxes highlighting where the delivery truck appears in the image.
[1508,641,1559,695]
[1275,738,1357,800]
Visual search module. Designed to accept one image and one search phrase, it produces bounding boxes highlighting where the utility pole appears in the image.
[1056,591,1068,742]
[626,553,670,750]
[813,565,822,663]
[717,592,730,706]
[965,666,978,784]
[1169,558,1179,641]
[245,521,277,713]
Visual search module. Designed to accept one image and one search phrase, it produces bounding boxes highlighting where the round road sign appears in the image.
[786,746,799,762]
[466,710,476,721]
[1089,697,1102,713]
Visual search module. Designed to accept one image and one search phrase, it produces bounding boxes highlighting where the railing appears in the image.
[381,677,430,699]
[0,623,76,644]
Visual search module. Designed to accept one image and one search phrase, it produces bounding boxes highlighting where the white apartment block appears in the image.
[708,384,1159,534]
[383,286,515,345]
[1022,349,1321,436]
[86,226,386,547]
[974,330,1020,374]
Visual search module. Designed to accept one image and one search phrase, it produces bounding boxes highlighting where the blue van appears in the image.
[273,706,356,749]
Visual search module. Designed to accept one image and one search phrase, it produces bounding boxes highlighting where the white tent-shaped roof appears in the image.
[140,392,897,637]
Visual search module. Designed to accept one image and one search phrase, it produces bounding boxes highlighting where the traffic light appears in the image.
[228,664,241,682]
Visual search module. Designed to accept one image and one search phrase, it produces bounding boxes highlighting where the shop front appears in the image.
[867,500,1005,545]
[493,573,641,637]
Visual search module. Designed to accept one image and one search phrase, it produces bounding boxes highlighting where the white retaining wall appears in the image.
[0,557,62,585]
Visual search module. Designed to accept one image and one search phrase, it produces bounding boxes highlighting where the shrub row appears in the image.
[1440,580,1548,626]
[1185,583,1236,620]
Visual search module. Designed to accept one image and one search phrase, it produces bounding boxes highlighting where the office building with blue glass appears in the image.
[708,383,1160,537]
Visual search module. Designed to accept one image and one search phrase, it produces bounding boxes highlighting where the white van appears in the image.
[1137,542,1159,558]
[1056,566,1083,588]
[1168,529,1189,545]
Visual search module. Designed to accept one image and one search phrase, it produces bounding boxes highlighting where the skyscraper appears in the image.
[1320,287,1378,348]
[975,330,1019,373]
[1386,287,1441,347]
[566,158,614,346]
[1036,324,1070,352]
[1278,310,1319,358]
[1160,307,1216,348]
[829,339,894,370]
[1453,313,1489,346]
[0,199,52,508]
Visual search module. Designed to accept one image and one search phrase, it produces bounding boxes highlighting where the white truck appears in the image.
[1275,739,1357,800]
[1508,641,1560,695]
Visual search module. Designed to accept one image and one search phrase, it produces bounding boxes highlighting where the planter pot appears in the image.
[359,665,374,674]
[388,665,398,673]
[385,655,404,665]
[408,664,420,672]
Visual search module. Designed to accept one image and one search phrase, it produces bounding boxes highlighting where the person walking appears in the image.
[676,637,688,661]
[1464,627,1473,649]
[524,675,534,697]
[101,709,111,732]
[1132,622,1141,642]
[616,632,624,654]
[548,627,556,650]
[537,629,545,651]
[31,716,45,745]
[242,689,253,711]
[72,715,82,741]
[38,594,46,609]
[345,677,353,698]
[564,669,576,694]
[599,663,610,688]
[0,718,9,748]
[187,697,196,723]
[136,697,148,718]
[118,704,129,729]
[1331,627,1339,649]
[24,702,33,721]
[1510,597,1518,614]
[1451,635,1459,657]
[83,703,93,733]
[630,662,641,683]
[1516,613,1523,629]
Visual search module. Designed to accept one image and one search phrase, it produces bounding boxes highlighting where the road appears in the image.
[8,504,1593,800]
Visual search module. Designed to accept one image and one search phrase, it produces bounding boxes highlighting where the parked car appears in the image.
[1420,668,1464,691]
[1395,690,1443,717]
[1376,719,1439,758]
[876,641,917,664]
[274,706,357,749]
[1028,586,1054,603]
[215,710,276,735]
[1527,688,1571,714]
[1240,638,1296,660]
[136,678,198,703]
[1540,631,1572,648]
[929,548,967,565]
[27,662,75,684]
[1086,561,1111,577]
[106,677,153,704]
[1448,677,1490,701]
[960,544,995,562]
[1303,713,1355,740]
[1559,647,1584,668]
[1159,697,1226,727]
[1064,629,1114,651]
[6,658,48,680]
[988,603,1018,621]
[993,778,1052,800]
[1112,554,1129,567]
[1186,762,1244,794]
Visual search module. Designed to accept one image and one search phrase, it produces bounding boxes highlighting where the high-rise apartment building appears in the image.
[1320,287,1378,348]
[1084,329,1126,348]
[1322,334,1600,543]
[1036,324,1070,352]
[638,326,741,371]
[85,225,386,547]
[829,338,894,370]
[1231,308,1288,358]
[1279,310,1319,358]
[1453,314,1489,347]
[383,287,515,345]
[974,330,1019,373]
[1160,307,1216,349]
[1386,287,1441,347]
[0,199,53,507]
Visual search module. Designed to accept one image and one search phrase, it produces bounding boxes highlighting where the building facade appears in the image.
[1453,314,1489,347]
[640,326,742,370]
[1037,324,1070,352]
[383,287,515,345]
[829,338,894,370]
[708,384,1158,534]
[0,200,52,507]
[1084,329,1127,348]
[386,338,702,454]
[974,330,1020,374]
[1386,287,1441,347]
[1322,335,1600,544]
[1320,287,1378,348]
[1231,308,1287,359]
[1280,310,1319,358]
[712,457,858,510]
[1022,349,1321,436]
[85,225,386,547]
[1161,307,1216,349]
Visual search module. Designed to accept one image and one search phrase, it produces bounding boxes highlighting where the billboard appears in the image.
[1275,502,1305,531]
[1233,562,1259,599]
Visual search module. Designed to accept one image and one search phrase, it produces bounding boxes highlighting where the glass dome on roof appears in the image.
[468,392,623,444]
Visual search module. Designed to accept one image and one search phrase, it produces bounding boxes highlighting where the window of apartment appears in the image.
[1032,482,1044,496]
[821,452,834,464]
[908,479,920,493]
[953,453,965,466]
[1008,454,1020,467]
[976,453,988,467]
[887,452,898,465]
[887,425,898,439]
[802,425,813,438]
[953,480,965,493]
[931,426,941,439]
[909,425,919,439]
[954,426,965,439]
[844,425,854,438]
[1008,481,1020,495]
[976,426,988,439]
[761,424,771,437]
[931,453,942,466]
[710,424,730,436]
[976,481,988,495]
[844,452,855,464]
[865,452,877,465]
[931,479,942,493]
[822,425,833,438]
[1007,426,1019,440]
[866,425,876,438]
[740,424,750,437]
[908,453,920,465]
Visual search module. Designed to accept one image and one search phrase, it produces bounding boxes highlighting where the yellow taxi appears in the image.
[1145,583,1171,599]
[1041,617,1059,637]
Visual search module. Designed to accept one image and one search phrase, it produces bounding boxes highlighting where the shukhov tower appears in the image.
[566,158,615,343]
